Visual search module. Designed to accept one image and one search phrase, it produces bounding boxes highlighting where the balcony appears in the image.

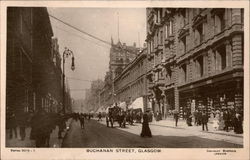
[154,78,165,87]
[148,82,155,89]
[156,44,163,53]
[178,27,189,40]
[165,35,174,46]
[192,14,207,29]
[147,52,154,60]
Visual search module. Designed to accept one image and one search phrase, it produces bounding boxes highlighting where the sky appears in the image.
[48,8,146,100]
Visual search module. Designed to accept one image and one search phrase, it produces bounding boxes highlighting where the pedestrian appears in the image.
[201,110,208,131]
[213,111,220,131]
[121,111,126,128]
[8,112,17,139]
[17,111,27,141]
[186,111,192,126]
[173,110,179,127]
[88,113,91,120]
[197,110,202,126]
[58,113,66,139]
[223,110,230,132]
[234,111,243,134]
[193,110,198,126]
[31,108,50,147]
[155,111,159,121]
[140,111,152,138]
[98,112,102,121]
[218,111,225,130]
[80,113,85,129]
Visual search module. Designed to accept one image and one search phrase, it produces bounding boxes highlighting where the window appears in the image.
[217,45,227,70]
[156,32,159,45]
[165,25,169,38]
[154,14,157,23]
[155,72,159,82]
[169,20,173,35]
[160,30,163,44]
[160,71,164,78]
[181,64,187,83]
[196,56,204,77]
[181,9,186,26]
[166,68,172,82]
[197,23,205,44]
[161,52,164,60]
[181,37,187,54]
[217,11,225,31]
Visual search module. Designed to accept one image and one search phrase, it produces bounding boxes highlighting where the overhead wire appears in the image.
[53,25,110,49]
[49,14,111,46]
[49,14,137,52]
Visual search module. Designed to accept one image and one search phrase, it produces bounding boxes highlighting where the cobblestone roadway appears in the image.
[62,119,242,148]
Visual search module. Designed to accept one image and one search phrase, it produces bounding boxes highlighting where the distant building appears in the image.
[109,38,139,78]
[100,38,140,108]
[114,48,148,111]
[146,8,244,118]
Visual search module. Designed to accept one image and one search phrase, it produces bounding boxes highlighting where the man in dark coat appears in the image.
[234,112,243,134]
[201,110,208,131]
[140,111,152,138]
[31,108,50,147]
[173,110,179,127]
[79,113,85,129]
[197,110,202,125]
[8,112,17,139]
[98,112,102,121]
[58,113,66,139]
[223,110,230,132]
[17,111,27,141]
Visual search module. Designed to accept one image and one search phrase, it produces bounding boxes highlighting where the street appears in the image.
[62,119,243,148]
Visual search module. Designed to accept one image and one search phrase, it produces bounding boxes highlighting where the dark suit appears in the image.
[201,113,208,131]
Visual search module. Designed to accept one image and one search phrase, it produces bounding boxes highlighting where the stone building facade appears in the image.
[6,7,66,114]
[109,38,138,78]
[146,8,244,118]
[100,39,140,108]
[114,49,148,110]
[7,7,34,114]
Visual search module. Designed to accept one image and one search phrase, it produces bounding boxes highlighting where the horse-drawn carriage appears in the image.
[106,105,126,128]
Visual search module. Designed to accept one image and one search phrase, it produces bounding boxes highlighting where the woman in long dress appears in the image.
[213,111,220,130]
[140,112,152,137]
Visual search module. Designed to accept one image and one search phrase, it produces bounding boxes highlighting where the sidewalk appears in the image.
[149,118,243,138]
[6,118,73,148]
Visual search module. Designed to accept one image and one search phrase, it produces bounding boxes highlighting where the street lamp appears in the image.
[62,47,75,114]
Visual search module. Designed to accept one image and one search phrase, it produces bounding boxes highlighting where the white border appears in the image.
[1,1,249,160]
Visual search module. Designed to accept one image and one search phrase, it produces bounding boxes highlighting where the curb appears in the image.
[61,118,74,147]
[206,131,243,138]
[150,123,185,130]
[150,123,243,138]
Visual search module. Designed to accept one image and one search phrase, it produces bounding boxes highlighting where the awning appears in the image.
[96,106,106,113]
[119,102,127,110]
[128,97,144,112]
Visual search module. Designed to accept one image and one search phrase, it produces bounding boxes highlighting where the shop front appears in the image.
[164,88,175,118]
[178,76,243,119]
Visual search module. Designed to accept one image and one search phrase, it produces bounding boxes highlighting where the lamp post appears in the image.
[62,47,75,114]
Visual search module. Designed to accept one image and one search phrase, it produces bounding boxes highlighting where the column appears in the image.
[232,34,243,68]
[235,79,243,112]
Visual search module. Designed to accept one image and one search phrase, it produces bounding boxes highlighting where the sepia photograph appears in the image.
[1,1,249,160]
